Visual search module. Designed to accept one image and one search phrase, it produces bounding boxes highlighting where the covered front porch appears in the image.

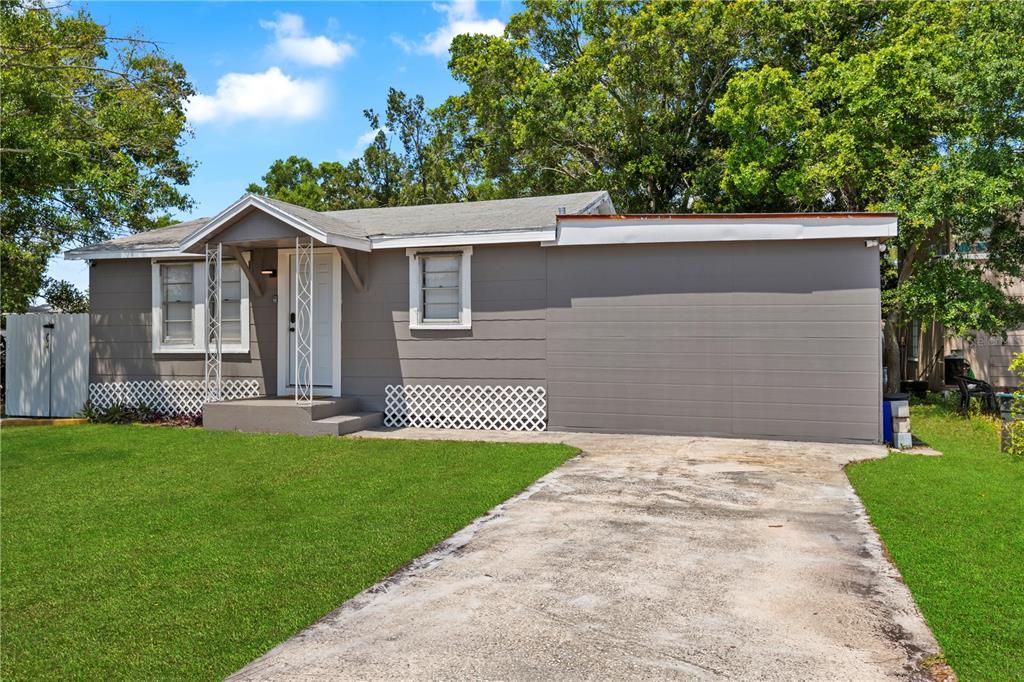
[186,195,373,434]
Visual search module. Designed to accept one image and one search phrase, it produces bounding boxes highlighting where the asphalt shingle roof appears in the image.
[66,191,612,257]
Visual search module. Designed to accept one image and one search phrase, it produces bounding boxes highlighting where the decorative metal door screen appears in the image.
[204,243,222,401]
[294,236,314,404]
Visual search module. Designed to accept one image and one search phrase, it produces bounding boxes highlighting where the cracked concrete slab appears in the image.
[230,430,943,681]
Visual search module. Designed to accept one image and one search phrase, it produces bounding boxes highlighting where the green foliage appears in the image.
[1009,352,1024,457]
[0,0,195,312]
[847,403,1024,681]
[78,401,164,424]
[0,425,576,679]
[247,88,479,210]
[41,279,88,313]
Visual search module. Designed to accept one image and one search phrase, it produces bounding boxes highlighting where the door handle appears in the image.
[289,312,295,332]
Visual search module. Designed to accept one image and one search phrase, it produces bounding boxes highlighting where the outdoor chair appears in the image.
[953,375,1000,415]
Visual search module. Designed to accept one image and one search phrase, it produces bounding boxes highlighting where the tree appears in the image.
[707,0,1024,391]
[1,0,195,313]
[42,279,89,313]
[249,92,474,210]
[445,0,758,211]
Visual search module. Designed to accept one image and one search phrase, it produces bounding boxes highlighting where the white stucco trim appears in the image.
[276,247,342,397]
[372,228,555,249]
[407,246,473,331]
[553,215,898,246]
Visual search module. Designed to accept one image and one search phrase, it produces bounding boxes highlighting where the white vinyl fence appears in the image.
[3,313,89,418]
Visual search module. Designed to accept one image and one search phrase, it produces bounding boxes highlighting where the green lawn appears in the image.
[847,402,1024,682]
[0,425,576,681]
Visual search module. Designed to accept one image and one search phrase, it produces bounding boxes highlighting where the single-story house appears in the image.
[66,191,897,442]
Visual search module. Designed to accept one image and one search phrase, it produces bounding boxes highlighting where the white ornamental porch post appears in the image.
[204,242,223,402]
[294,236,314,405]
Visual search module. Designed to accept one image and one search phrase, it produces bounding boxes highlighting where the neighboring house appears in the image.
[906,268,1024,392]
[65,191,897,443]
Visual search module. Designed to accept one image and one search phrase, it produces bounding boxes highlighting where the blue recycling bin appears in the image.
[882,399,893,445]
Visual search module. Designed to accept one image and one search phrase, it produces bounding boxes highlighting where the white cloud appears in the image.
[392,0,504,57]
[260,13,354,67]
[337,129,387,161]
[186,67,326,124]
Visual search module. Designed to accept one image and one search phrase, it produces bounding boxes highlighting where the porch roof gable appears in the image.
[178,194,371,253]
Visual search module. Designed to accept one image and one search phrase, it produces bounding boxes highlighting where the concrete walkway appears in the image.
[231,430,943,681]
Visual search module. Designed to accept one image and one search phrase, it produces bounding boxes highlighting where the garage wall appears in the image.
[544,240,882,442]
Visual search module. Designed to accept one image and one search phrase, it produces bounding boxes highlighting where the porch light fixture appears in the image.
[260,268,277,277]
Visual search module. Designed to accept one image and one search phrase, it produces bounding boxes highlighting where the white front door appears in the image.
[278,249,342,396]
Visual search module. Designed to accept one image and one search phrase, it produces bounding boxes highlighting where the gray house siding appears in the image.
[544,241,881,442]
[88,253,277,393]
[340,245,548,411]
[88,238,881,442]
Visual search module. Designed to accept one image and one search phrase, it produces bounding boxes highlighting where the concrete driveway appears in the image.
[231,431,943,681]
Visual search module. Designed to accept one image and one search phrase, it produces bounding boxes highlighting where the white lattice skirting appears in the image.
[89,380,261,416]
[384,384,547,431]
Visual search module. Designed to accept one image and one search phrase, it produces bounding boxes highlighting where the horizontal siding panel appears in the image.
[549,351,732,371]
[547,304,879,324]
[344,339,546,360]
[547,366,877,390]
[548,411,733,437]
[732,418,876,443]
[560,290,878,308]
[550,397,732,419]
[92,359,265,377]
[547,336,877,357]
[90,343,265,362]
[547,321,877,340]
[474,279,545,302]
[342,359,546,380]
[344,320,547,341]
[345,305,545,323]
[549,397,877,424]
[548,381,878,407]
[548,351,877,373]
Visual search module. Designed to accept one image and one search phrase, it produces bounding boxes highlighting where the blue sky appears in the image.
[51,0,517,291]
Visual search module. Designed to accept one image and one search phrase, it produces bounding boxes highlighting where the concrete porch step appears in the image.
[202,396,380,436]
[311,411,384,436]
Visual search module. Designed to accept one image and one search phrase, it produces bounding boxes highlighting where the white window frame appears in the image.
[407,246,472,330]
[151,256,250,354]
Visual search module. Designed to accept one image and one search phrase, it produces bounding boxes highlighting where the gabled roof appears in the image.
[325,191,612,238]
[65,190,614,259]
[178,194,370,253]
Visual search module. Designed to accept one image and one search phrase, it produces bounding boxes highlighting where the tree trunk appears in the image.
[883,308,902,394]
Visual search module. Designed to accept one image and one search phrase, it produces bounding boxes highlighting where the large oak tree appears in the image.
[1,0,195,312]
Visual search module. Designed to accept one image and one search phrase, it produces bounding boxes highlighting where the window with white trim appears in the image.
[151,259,250,353]
[407,246,472,330]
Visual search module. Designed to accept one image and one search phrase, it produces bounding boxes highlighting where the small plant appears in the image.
[79,402,195,427]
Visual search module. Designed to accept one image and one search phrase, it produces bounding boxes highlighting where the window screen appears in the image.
[421,253,460,321]
[222,262,242,343]
[161,263,193,344]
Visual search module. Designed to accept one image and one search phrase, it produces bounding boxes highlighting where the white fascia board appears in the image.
[65,247,198,260]
[555,216,898,246]
[370,228,555,250]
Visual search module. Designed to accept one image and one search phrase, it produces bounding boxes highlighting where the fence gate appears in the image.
[3,313,89,417]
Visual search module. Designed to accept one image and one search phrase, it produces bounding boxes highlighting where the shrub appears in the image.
[1008,353,1024,457]
[78,402,200,427]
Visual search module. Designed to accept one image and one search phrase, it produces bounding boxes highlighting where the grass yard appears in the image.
[0,425,576,681]
[847,402,1024,682]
